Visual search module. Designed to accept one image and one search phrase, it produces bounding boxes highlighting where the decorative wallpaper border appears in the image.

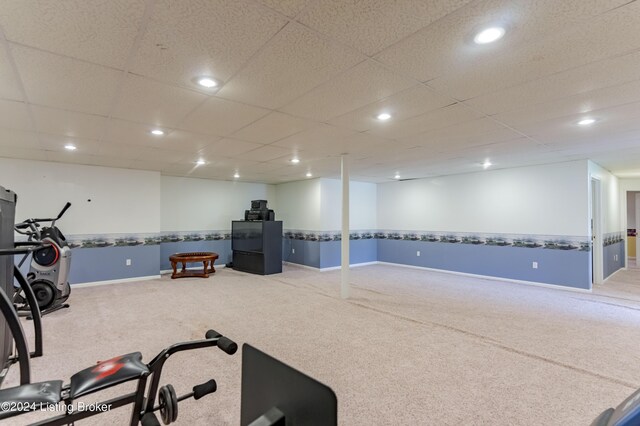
[603,232,624,247]
[58,229,625,252]
[64,230,231,248]
[66,233,161,249]
[284,229,593,251]
[160,230,231,243]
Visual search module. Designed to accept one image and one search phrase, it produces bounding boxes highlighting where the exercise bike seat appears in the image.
[0,380,63,417]
[69,352,149,399]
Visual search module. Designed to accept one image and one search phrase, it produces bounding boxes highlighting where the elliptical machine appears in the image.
[14,202,72,316]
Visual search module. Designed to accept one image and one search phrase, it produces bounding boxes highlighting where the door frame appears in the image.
[590,177,603,286]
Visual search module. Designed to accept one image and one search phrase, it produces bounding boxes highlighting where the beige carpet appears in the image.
[4,263,640,425]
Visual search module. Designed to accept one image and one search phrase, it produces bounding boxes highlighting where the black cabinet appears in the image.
[232,221,282,275]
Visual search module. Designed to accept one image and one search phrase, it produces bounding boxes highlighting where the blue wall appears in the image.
[282,238,377,269]
[377,239,590,290]
[603,240,624,279]
[69,245,160,284]
[160,240,231,271]
[59,228,623,291]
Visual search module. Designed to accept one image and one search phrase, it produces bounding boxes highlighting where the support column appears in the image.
[341,155,350,299]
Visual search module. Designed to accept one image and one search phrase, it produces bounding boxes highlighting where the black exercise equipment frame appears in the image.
[0,244,45,387]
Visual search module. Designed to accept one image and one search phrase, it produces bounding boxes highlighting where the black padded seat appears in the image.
[0,380,62,418]
[69,352,149,399]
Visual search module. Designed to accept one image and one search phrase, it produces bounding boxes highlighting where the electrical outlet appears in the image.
[416,251,420,256]
[126,259,132,266]
[614,254,618,261]
[532,261,538,269]
[292,248,295,254]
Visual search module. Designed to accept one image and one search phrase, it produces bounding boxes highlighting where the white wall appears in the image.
[588,161,621,234]
[378,160,589,236]
[161,176,275,231]
[0,158,160,234]
[274,179,322,230]
[320,179,377,230]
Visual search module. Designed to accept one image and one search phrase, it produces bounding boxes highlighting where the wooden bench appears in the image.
[169,252,219,279]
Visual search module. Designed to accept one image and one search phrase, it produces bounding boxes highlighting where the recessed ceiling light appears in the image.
[150,129,164,136]
[482,160,492,169]
[474,27,505,44]
[394,173,401,179]
[377,112,392,121]
[196,76,219,88]
[306,172,313,177]
[195,159,206,165]
[578,118,596,126]
[64,144,77,151]
[233,172,240,178]
[291,158,300,164]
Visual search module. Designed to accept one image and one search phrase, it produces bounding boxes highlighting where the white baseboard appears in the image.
[376,261,592,293]
[72,275,161,288]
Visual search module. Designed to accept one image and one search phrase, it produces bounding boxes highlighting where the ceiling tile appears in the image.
[160,163,201,176]
[466,51,640,116]
[0,146,47,161]
[32,105,107,139]
[256,0,310,17]
[130,0,287,87]
[272,123,357,151]
[0,0,146,69]
[217,22,366,109]
[298,0,473,56]
[44,151,135,169]
[161,130,219,152]
[513,101,640,141]
[103,119,173,147]
[279,60,416,121]
[328,84,454,132]
[230,111,317,144]
[97,141,147,159]
[424,0,640,100]
[0,127,40,148]
[375,0,634,95]
[0,100,31,131]
[112,74,208,127]
[132,147,190,163]
[39,134,101,155]
[397,118,515,149]
[239,145,293,161]
[197,138,264,158]
[127,158,175,171]
[179,97,270,137]
[0,47,24,101]
[367,103,483,140]
[12,45,122,115]
[492,79,640,128]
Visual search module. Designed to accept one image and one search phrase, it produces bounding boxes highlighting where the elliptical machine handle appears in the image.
[57,202,72,219]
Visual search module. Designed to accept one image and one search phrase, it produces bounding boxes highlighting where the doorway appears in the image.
[626,191,640,268]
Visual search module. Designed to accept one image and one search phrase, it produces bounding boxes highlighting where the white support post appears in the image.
[341,155,350,299]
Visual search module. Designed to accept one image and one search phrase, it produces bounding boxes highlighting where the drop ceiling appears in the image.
[0,0,639,184]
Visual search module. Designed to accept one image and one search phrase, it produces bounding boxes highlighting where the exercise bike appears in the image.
[14,202,72,317]
[0,273,237,425]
